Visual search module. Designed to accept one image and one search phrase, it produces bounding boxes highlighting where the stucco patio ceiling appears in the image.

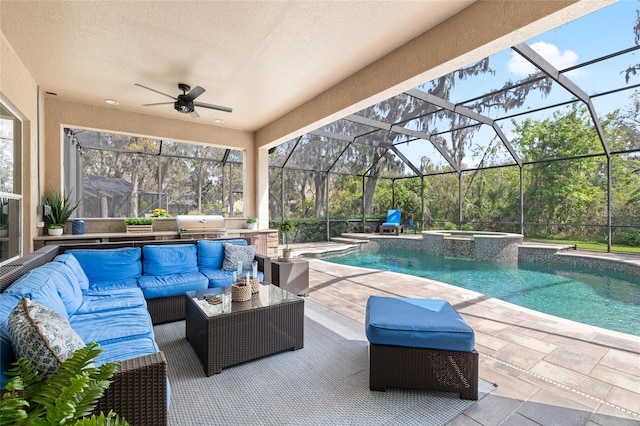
[1,1,473,131]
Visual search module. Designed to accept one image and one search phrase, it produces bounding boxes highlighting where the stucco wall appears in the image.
[0,33,40,253]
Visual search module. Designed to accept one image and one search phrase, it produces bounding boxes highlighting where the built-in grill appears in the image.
[176,215,227,239]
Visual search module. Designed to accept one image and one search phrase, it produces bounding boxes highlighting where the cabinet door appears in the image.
[250,233,267,255]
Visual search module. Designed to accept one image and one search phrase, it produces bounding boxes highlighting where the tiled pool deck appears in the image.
[286,239,640,425]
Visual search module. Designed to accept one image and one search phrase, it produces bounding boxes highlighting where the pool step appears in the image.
[338,233,372,241]
[330,237,369,245]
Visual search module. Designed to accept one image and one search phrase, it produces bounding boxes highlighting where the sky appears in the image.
[394,0,640,172]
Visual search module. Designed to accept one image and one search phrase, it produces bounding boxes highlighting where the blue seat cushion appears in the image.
[82,278,139,294]
[0,325,15,389]
[200,269,264,288]
[197,239,247,270]
[381,222,402,227]
[66,247,142,284]
[69,307,154,345]
[143,244,198,276]
[96,336,159,365]
[137,272,208,299]
[365,296,475,352]
[75,288,147,315]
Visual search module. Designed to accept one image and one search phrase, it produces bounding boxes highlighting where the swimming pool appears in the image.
[322,247,640,336]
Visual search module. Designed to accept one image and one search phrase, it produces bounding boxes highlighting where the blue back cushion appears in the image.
[66,248,142,283]
[36,263,84,316]
[54,253,90,291]
[387,209,401,223]
[4,269,68,318]
[197,239,247,270]
[143,244,198,276]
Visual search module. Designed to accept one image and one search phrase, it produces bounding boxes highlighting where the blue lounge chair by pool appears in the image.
[379,209,403,235]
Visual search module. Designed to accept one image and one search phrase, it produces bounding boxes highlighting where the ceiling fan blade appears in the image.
[142,102,174,107]
[135,83,176,100]
[184,86,206,102]
[190,109,200,118]
[194,101,233,113]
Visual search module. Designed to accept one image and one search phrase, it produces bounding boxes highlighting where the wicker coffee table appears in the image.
[185,284,304,376]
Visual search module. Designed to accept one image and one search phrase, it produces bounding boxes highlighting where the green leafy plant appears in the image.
[279,221,295,253]
[48,224,63,230]
[41,189,81,227]
[124,217,154,226]
[0,342,128,425]
[246,217,258,224]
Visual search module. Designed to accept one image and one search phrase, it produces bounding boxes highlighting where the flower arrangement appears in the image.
[152,208,169,218]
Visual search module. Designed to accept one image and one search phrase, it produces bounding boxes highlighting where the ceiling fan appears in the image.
[135,83,232,118]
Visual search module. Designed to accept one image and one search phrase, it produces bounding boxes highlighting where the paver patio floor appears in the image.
[288,241,640,425]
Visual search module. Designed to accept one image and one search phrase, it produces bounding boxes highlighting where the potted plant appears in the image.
[124,217,155,233]
[406,213,414,227]
[246,217,258,230]
[279,220,295,260]
[0,342,129,425]
[41,189,81,233]
[47,224,64,236]
[152,208,169,218]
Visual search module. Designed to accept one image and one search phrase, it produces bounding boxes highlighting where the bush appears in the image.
[612,229,640,247]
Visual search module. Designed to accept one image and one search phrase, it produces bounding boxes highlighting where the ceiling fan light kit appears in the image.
[135,82,232,118]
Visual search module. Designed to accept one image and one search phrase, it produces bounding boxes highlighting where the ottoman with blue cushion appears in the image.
[365,296,478,399]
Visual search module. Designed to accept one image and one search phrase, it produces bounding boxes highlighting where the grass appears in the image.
[524,238,640,254]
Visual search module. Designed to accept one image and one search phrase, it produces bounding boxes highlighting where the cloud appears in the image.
[508,41,579,75]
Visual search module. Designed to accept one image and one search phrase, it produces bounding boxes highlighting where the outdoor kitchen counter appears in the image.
[34,228,279,257]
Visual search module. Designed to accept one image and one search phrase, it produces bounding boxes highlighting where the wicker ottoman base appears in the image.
[369,343,478,400]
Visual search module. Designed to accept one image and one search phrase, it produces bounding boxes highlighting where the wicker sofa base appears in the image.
[147,295,185,324]
[369,343,479,400]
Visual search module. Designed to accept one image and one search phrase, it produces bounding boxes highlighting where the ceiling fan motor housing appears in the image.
[174,95,195,114]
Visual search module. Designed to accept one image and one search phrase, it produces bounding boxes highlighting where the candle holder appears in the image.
[232,283,252,302]
[250,277,260,294]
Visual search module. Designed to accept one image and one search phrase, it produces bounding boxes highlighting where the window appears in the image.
[65,129,244,218]
[0,103,22,264]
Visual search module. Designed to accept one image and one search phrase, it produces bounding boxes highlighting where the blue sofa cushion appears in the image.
[96,336,159,365]
[365,296,475,352]
[5,269,68,318]
[66,248,142,284]
[75,288,147,315]
[201,268,264,288]
[82,278,139,294]
[8,298,86,379]
[197,239,247,270]
[143,244,199,276]
[70,307,154,345]
[0,293,22,386]
[53,253,90,291]
[137,272,209,299]
[36,262,84,316]
[222,243,257,272]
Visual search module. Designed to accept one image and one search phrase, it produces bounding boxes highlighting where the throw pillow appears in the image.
[7,297,86,378]
[222,243,257,272]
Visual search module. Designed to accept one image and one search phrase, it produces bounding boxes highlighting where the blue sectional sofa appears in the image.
[0,238,270,426]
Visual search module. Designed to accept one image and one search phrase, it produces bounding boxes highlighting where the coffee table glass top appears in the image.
[187,283,300,317]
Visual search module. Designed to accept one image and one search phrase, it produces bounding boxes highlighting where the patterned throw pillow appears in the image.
[7,297,86,378]
[222,243,257,272]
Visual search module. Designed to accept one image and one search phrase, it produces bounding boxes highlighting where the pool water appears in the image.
[322,248,640,336]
